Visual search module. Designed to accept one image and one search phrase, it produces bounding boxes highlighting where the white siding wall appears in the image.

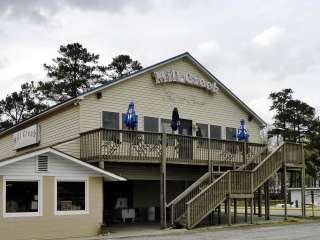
[0,153,100,177]
[0,105,80,160]
[80,58,263,142]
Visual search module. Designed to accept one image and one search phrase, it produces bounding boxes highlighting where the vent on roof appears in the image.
[37,155,49,172]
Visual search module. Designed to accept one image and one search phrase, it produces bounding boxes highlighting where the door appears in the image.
[178,119,193,160]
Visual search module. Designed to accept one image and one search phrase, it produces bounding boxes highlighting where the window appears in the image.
[55,178,88,215]
[102,111,119,129]
[196,123,208,147]
[210,125,222,140]
[161,119,171,133]
[226,127,237,141]
[144,116,159,132]
[4,177,42,217]
[161,119,174,145]
[102,111,120,142]
[196,123,208,138]
[144,116,160,144]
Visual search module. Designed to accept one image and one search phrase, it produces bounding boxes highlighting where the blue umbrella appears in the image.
[124,101,137,130]
[237,119,249,142]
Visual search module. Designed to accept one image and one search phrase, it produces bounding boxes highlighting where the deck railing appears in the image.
[80,128,266,166]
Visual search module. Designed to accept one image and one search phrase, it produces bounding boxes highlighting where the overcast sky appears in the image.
[0,0,319,123]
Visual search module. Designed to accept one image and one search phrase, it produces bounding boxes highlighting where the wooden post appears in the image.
[218,205,221,224]
[233,199,237,224]
[244,198,248,222]
[264,180,270,220]
[243,141,247,165]
[160,133,167,229]
[208,138,213,182]
[282,144,288,221]
[283,165,288,220]
[258,187,262,217]
[253,193,256,215]
[227,172,232,225]
[227,195,231,226]
[98,160,105,169]
[250,198,253,224]
[301,145,306,217]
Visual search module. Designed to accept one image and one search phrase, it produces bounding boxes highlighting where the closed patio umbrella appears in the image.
[237,119,249,142]
[171,107,180,132]
[124,101,137,130]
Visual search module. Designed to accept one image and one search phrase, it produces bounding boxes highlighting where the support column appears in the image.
[233,199,237,224]
[160,133,167,229]
[218,205,221,224]
[98,161,105,169]
[282,165,288,220]
[258,187,262,217]
[244,199,248,222]
[301,144,306,217]
[301,167,306,217]
[253,193,256,215]
[250,198,253,224]
[264,180,270,220]
[227,195,231,226]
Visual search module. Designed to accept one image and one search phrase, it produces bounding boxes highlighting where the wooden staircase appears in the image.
[167,142,304,229]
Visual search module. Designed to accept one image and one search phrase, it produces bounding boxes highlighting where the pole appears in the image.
[233,199,237,224]
[301,145,306,217]
[258,187,262,217]
[264,180,270,220]
[160,133,167,229]
[244,198,248,222]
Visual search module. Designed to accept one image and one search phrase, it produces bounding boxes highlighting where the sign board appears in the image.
[152,70,219,94]
[13,124,40,150]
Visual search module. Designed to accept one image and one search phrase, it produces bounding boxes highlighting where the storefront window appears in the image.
[5,181,39,213]
[226,127,237,141]
[56,181,87,214]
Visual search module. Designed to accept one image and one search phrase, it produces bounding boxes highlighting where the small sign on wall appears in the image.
[13,124,41,150]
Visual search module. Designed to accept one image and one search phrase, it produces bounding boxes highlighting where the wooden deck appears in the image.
[80,128,266,167]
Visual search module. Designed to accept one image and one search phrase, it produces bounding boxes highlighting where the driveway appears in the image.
[111,221,320,240]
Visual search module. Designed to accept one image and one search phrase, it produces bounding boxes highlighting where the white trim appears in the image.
[3,176,43,218]
[0,148,126,181]
[54,176,89,216]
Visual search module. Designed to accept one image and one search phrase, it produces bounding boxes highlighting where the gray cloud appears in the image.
[0,0,319,123]
[0,0,154,23]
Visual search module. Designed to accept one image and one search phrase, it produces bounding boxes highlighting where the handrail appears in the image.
[238,146,269,170]
[167,172,211,207]
[252,143,285,172]
[187,171,230,205]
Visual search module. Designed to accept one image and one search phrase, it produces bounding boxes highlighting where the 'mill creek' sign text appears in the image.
[152,70,219,94]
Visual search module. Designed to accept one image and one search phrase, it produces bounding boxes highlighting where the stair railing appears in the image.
[167,172,212,226]
[238,146,269,171]
[186,171,230,229]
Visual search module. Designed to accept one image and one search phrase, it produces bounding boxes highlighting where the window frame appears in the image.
[226,127,237,141]
[3,176,43,218]
[210,125,222,140]
[54,177,89,216]
[102,111,120,130]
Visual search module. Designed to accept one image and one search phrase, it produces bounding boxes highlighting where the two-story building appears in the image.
[0,52,305,239]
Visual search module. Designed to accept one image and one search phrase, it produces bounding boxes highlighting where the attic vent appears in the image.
[37,155,49,172]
